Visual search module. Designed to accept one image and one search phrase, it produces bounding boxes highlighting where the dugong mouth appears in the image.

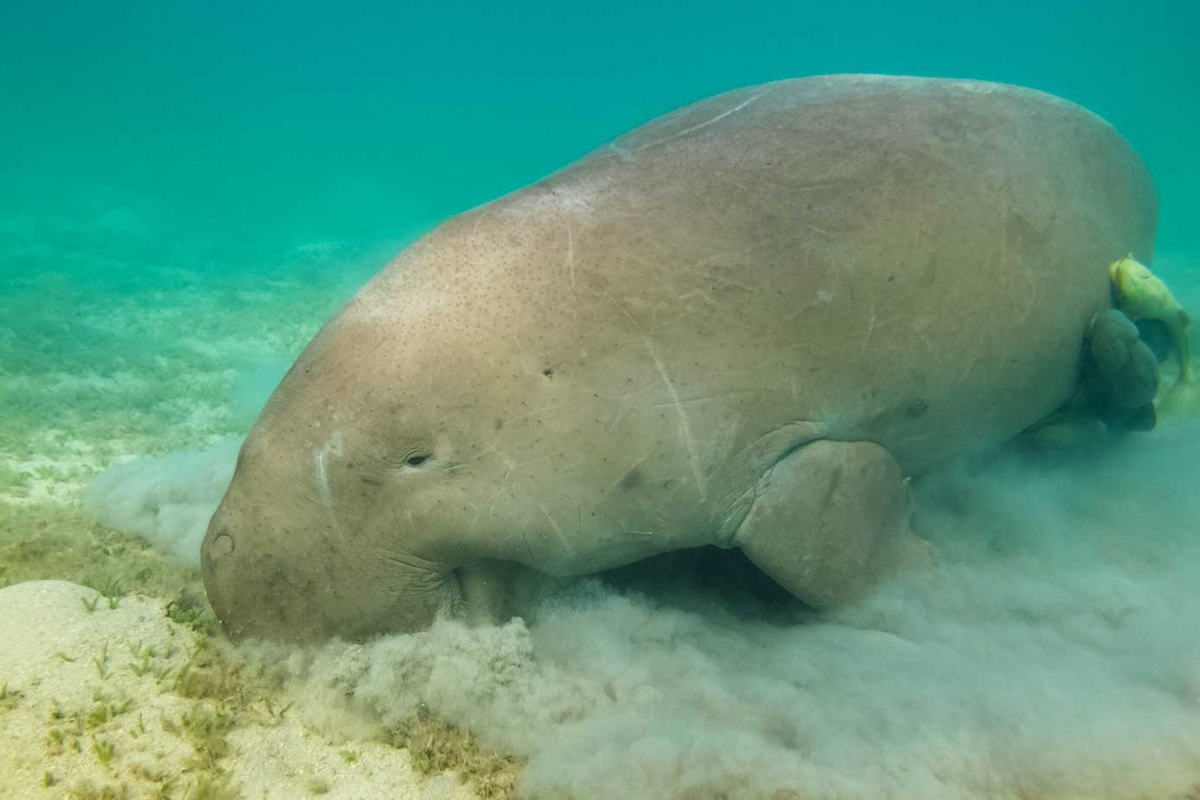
[200,506,344,642]
[201,505,463,642]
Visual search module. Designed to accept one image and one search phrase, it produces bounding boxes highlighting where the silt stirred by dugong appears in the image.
[202,74,1157,642]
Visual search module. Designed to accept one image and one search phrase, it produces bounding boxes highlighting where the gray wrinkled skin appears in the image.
[202,75,1156,642]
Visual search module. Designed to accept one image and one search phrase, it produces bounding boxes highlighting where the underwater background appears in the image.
[2,1,1200,799]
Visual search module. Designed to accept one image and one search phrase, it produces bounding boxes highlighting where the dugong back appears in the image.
[487,75,1157,475]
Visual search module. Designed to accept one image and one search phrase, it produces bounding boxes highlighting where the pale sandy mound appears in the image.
[0,580,475,800]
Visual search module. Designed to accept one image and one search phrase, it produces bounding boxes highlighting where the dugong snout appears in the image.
[200,505,320,642]
[201,500,463,642]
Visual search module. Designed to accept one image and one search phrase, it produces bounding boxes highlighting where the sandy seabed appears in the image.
[0,580,474,800]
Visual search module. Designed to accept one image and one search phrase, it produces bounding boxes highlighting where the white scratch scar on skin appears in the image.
[565,222,578,303]
[644,337,709,501]
[631,90,768,154]
[537,501,576,557]
[601,290,710,502]
[313,432,344,528]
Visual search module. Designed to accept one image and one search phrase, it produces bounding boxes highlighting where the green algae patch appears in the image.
[0,503,208,618]
[390,707,523,800]
[0,581,227,798]
[0,499,506,798]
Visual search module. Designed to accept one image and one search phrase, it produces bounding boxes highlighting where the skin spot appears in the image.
[618,467,643,491]
[494,417,505,431]
[542,368,554,378]
[905,399,929,418]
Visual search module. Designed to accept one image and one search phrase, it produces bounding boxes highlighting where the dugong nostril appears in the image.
[209,532,235,558]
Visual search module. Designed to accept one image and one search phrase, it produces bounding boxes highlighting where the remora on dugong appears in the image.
[202,74,1156,642]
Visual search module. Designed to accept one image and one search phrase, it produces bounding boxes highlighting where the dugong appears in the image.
[202,75,1156,641]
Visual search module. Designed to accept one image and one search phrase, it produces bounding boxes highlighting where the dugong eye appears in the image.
[385,450,434,471]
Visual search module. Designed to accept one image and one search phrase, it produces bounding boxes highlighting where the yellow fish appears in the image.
[1109,255,1197,414]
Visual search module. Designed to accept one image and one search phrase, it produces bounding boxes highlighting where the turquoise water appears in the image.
[2,0,1197,258]
[3,3,1200,800]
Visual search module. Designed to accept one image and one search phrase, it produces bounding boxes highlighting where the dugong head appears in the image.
[201,216,552,642]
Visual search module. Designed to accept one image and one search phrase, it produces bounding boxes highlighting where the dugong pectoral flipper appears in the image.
[733,441,918,608]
